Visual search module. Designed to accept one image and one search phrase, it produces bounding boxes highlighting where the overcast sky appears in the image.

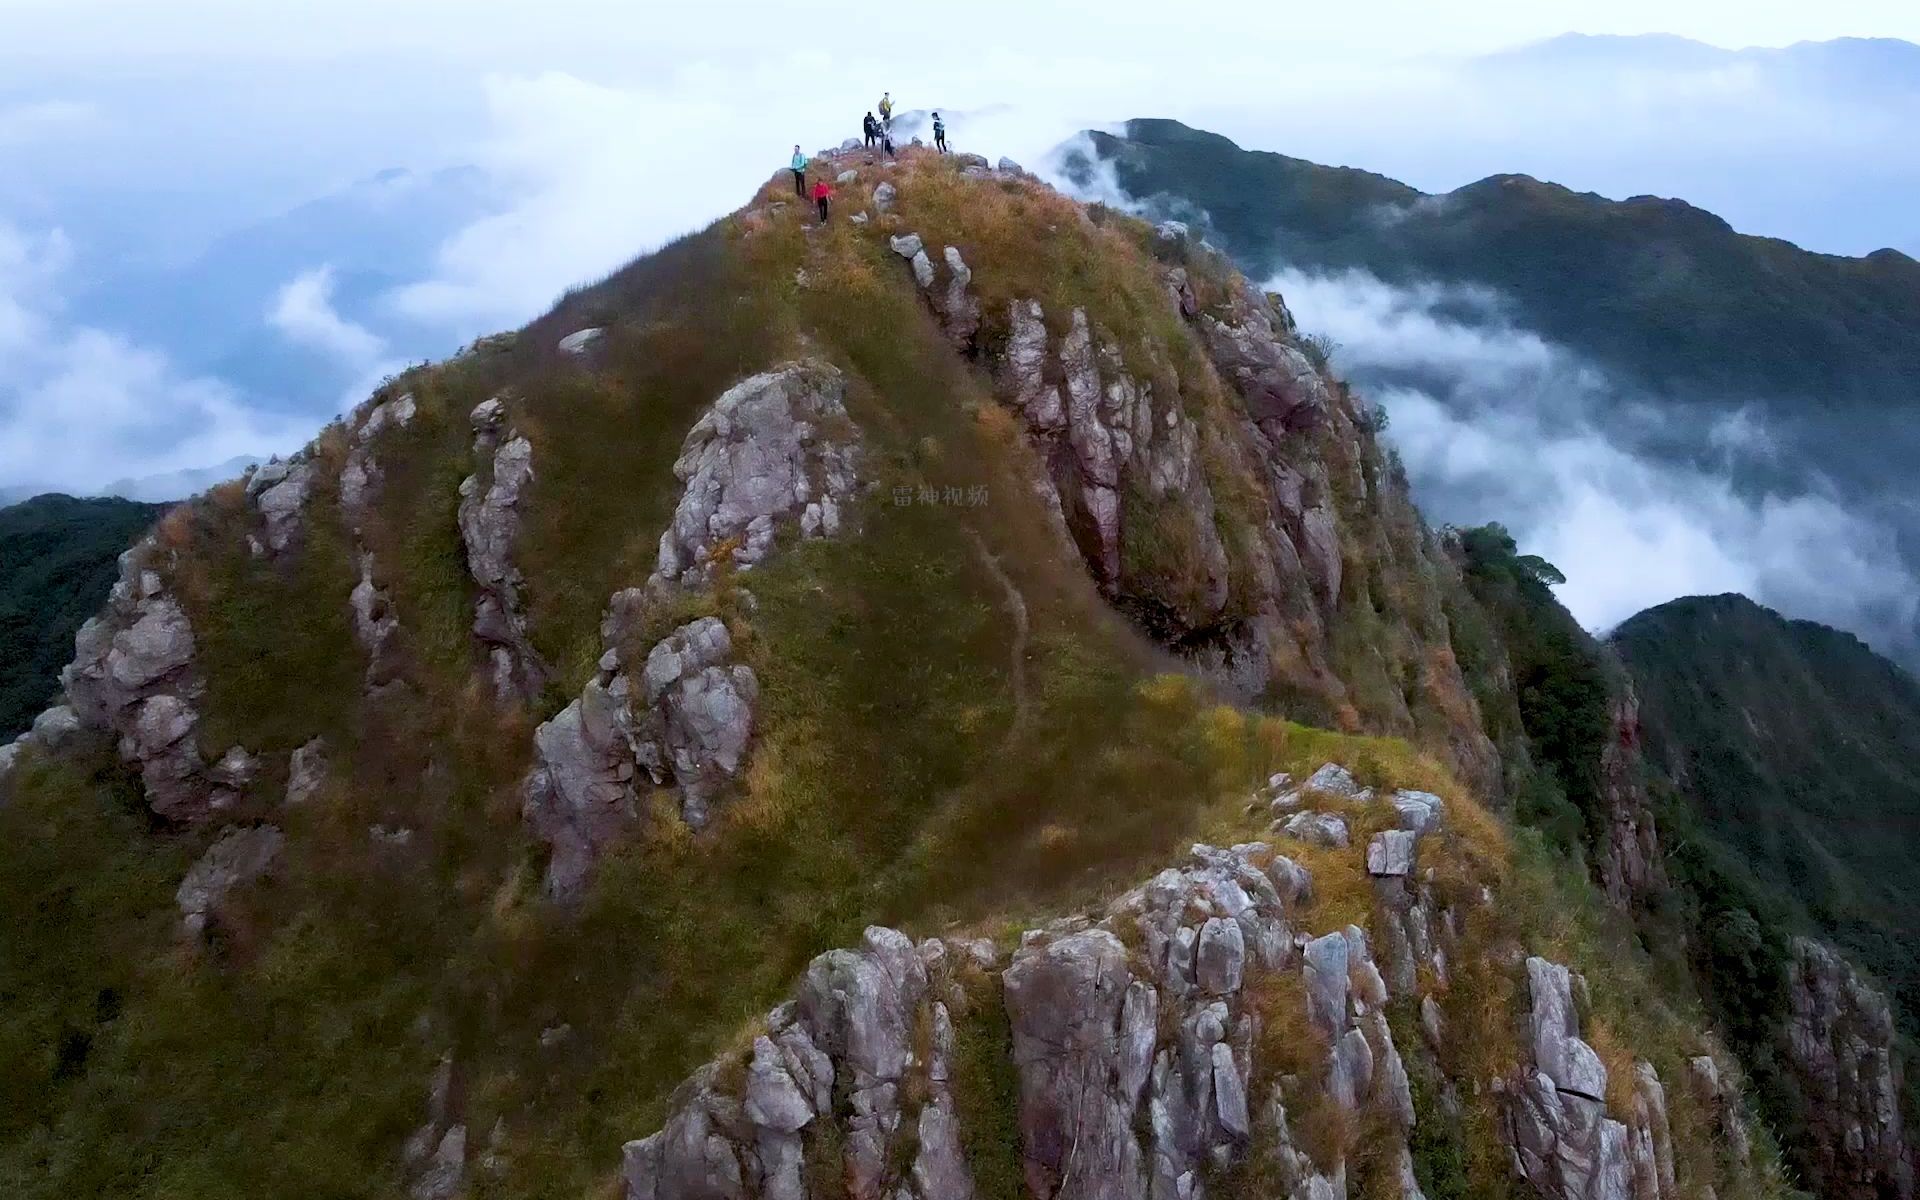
[6,0,1918,60]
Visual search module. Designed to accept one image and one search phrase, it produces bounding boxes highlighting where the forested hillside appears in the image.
[0,495,163,739]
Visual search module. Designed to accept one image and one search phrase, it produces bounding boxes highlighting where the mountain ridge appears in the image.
[0,140,1898,1200]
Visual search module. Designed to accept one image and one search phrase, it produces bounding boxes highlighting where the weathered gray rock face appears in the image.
[1279,811,1349,849]
[175,824,284,937]
[642,617,758,827]
[994,298,1229,622]
[247,455,317,555]
[30,704,84,751]
[651,361,863,589]
[339,392,420,695]
[525,602,761,899]
[1195,285,1328,433]
[1005,929,1148,1200]
[559,327,605,356]
[1501,956,1685,1200]
[623,926,981,1200]
[60,546,254,821]
[1367,830,1416,877]
[458,398,548,704]
[351,552,406,690]
[888,231,980,347]
[285,737,329,805]
[1780,938,1916,1200]
[1302,762,1360,798]
[340,391,417,531]
[618,816,1469,1200]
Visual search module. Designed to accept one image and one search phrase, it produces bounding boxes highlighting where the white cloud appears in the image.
[1270,265,1920,659]
[270,266,385,364]
[0,220,309,495]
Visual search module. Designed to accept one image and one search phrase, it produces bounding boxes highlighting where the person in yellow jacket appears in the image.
[878,92,894,131]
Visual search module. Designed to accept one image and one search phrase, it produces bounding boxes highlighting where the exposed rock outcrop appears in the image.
[995,298,1229,628]
[175,824,284,937]
[340,392,419,694]
[60,545,255,821]
[524,603,758,900]
[403,1053,468,1200]
[340,391,417,530]
[1781,938,1916,1200]
[650,361,864,590]
[1500,956,1687,1200]
[620,826,1451,1200]
[458,397,548,704]
[247,454,317,556]
[285,736,329,806]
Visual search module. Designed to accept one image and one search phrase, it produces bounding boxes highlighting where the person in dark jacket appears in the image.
[863,112,878,149]
[812,177,831,222]
[932,112,948,153]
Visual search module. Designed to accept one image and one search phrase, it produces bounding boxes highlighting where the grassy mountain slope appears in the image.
[0,151,1789,1200]
[0,495,163,740]
[1074,118,1920,406]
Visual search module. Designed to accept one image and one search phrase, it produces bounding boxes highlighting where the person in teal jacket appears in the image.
[790,145,809,198]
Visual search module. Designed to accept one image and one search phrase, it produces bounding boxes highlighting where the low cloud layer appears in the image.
[1268,266,1920,659]
[0,220,308,495]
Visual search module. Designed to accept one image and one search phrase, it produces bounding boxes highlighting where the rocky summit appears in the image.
[0,140,1900,1200]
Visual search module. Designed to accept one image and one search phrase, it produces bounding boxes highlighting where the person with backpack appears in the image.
[878,92,893,130]
[862,112,878,150]
[932,112,948,154]
[812,176,832,222]
[789,145,808,198]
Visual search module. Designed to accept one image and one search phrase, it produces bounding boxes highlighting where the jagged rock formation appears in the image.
[649,361,864,589]
[458,397,548,704]
[1782,939,1917,1200]
[996,297,1228,613]
[246,453,316,556]
[58,544,254,821]
[984,246,1499,798]
[527,359,861,898]
[890,233,981,348]
[340,392,419,693]
[1501,957,1698,1200]
[339,392,416,527]
[620,767,1485,1200]
[524,605,760,900]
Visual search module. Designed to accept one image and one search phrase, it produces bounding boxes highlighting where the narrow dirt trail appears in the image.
[965,528,1033,749]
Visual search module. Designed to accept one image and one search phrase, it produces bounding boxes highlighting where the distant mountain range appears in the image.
[1062,118,1920,668]
[1,457,259,509]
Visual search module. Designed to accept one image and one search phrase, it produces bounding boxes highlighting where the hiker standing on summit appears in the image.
[789,145,808,198]
[878,92,893,132]
[933,112,948,154]
[862,111,879,150]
